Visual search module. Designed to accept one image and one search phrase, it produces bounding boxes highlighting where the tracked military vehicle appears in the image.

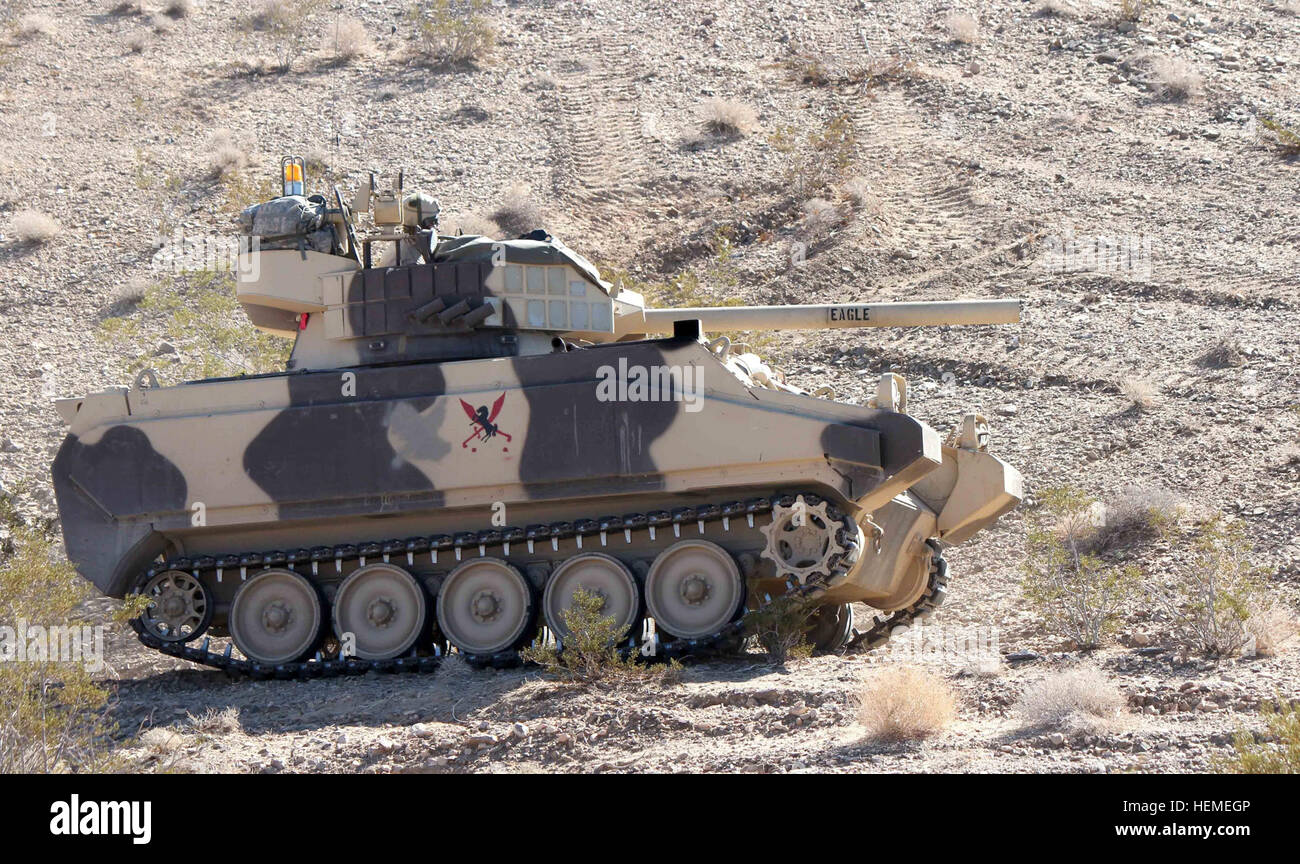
[51,161,1023,676]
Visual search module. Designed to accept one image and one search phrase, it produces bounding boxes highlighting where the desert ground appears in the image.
[0,0,1297,773]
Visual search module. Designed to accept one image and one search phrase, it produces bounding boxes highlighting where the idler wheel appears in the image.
[133,569,213,643]
[437,558,534,655]
[332,563,427,660]
[644,540,744,640]
[542,553,640,644]
[229,569,323,665]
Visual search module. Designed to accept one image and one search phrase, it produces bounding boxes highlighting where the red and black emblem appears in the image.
[460,393,513,452]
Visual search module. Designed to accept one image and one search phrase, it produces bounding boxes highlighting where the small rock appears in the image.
[372,736,396,754]
[511,722,529,739]
[409,723,436,738]
[1,439,22,453]
[153,340,177,356]
[465,733,497,748]
[1048,733,1066,748]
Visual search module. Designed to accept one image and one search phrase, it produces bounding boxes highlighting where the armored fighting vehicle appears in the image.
[51,162,1023,676]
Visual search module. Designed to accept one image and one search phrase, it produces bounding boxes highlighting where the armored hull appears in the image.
[51,177,1022,673]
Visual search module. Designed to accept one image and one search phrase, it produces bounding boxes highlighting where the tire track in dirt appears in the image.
[549,36,654,212]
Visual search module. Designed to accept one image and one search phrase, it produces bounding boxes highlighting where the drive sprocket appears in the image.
[759,494,859,586]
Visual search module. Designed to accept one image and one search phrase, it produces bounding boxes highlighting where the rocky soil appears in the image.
[1,0,1297,773]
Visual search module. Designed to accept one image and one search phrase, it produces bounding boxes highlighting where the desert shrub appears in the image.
[1017,667,1124,732]
[1148,517,1263,657]
[700,98,758,138]
[1118,0,1151,21]
[491,182,543,237]
[246,0,325,71]
[1151,56,1203,101]
[1121,376,1159,412]
[1219,700,1300,774]
[857,665,955,742]
[521,589,677,685]
[0,529,117,773]
[126,31,150,52]
[9,209,59,244]
[1197,338,1245,368]
[1258,116,1300,156]
[744,594,814,665]
[164,0,195,18]
[329,16,372,62]
[1022,487,1142,649]
[784,43,917,89]
[769,113,857,199]
[409,0,494,67]
[944,12,979,44]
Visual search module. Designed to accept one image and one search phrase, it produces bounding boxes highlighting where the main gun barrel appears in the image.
[633,299,1021,334]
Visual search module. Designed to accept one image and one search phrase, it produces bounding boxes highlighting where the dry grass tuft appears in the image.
[9,209,60,244]
[207,130,248,180]
[329,16,372,61]
[700,98,758,138]
[126,30,151,52]
[1038,0,1078,16]
[165,0,195,18]
[1091,485,1180,552]
[1017,667,1124,733]
[491,182,543,238]
[944,12,979,44]
[802,197,842,239]
[15,13,55,39]
[113,277,150,308]
[840,176,879,212]
[1121,376,1159,412]
[140,727,186,754]
[1245,600,1300,657]
[1151,56,1204,101]
[186,706,241,734]
[857,665,956,742]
